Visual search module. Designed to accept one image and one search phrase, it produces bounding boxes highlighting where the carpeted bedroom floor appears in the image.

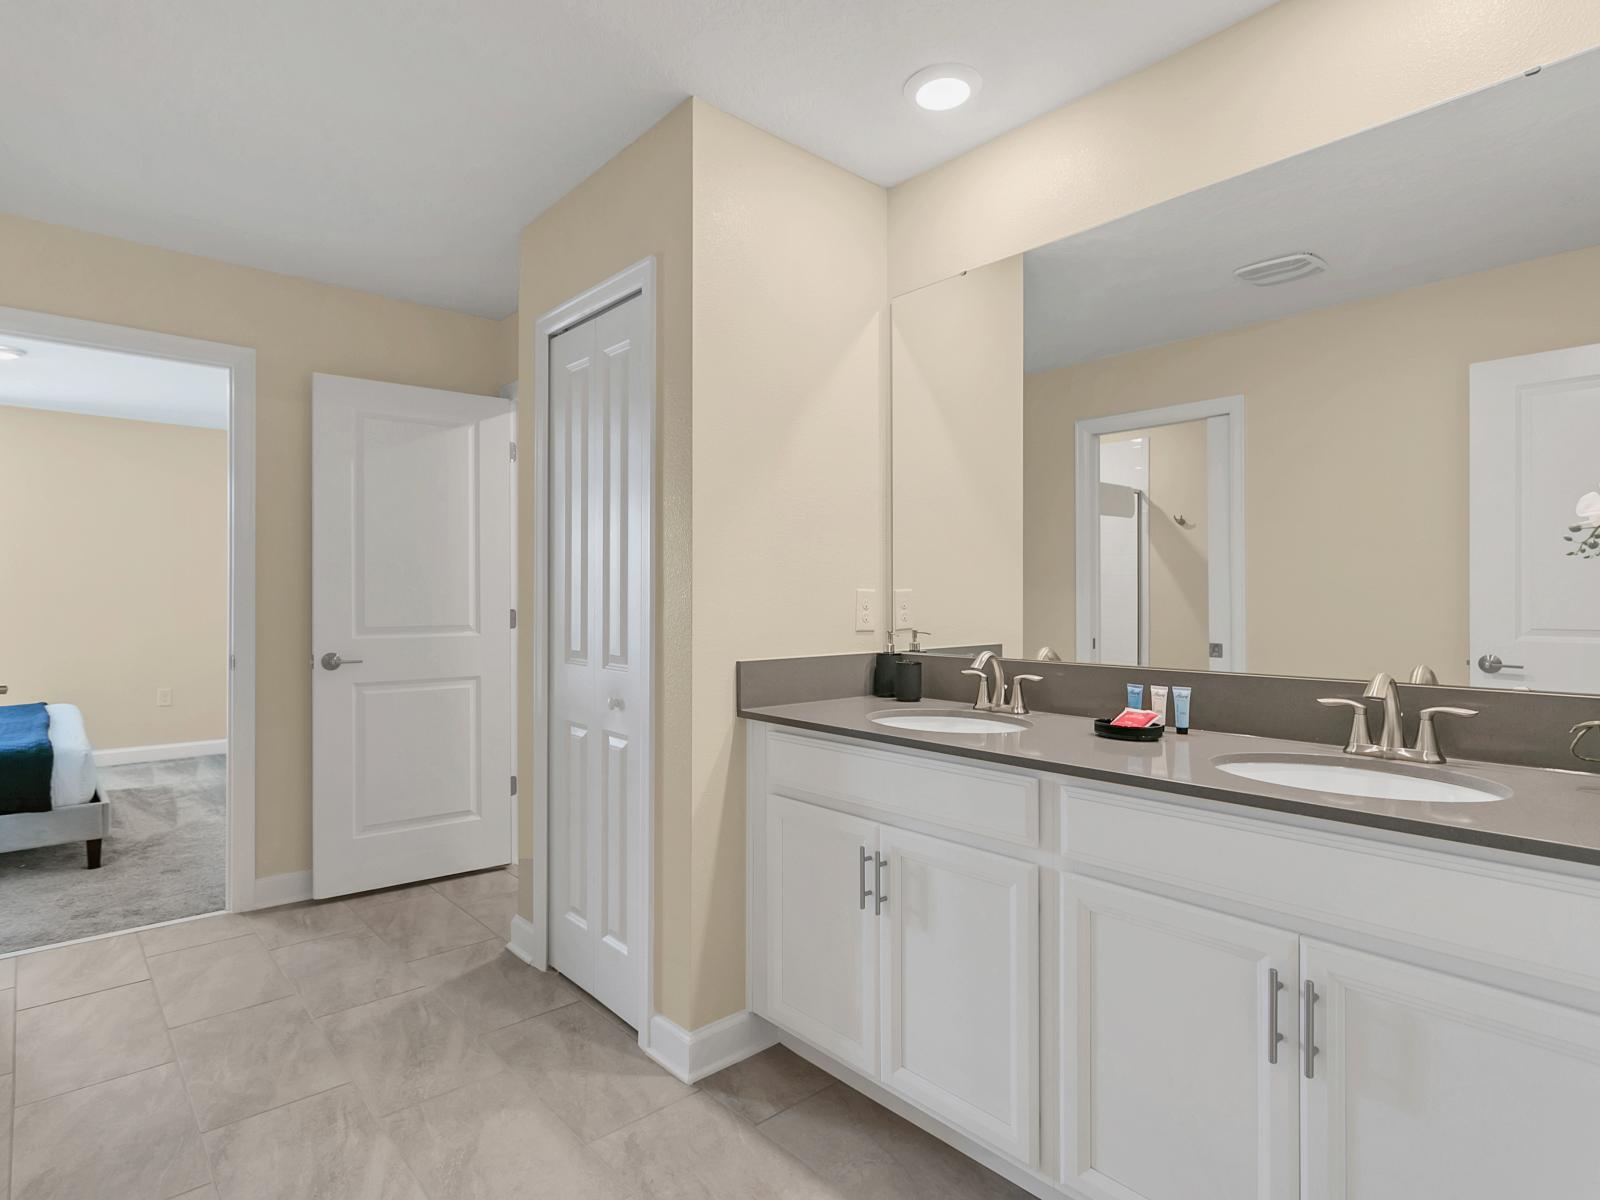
[0,754,225,955]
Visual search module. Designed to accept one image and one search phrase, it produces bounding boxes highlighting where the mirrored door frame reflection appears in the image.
[1074,395,1246,671]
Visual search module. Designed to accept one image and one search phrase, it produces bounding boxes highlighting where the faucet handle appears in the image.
[961,668,993,711]
[1415,706,1477,765]
[1009,675,1044,716]
[1571,720,1600,764]
[1318,697,1376,755]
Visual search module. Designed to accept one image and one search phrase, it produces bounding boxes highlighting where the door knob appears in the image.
[320,652,365,671]
[1476,653,1524,674]
[607,696,625,710]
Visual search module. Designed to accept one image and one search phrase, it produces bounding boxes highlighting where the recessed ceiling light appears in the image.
[0,346,27,361]
[905,64,981,112]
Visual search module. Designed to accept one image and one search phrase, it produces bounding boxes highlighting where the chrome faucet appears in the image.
[963,651,1008,712]
[1317,672,1476,764]
[1366,672,1406,757]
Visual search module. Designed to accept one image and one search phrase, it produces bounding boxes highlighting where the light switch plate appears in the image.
[156,687,173,707]
[894,589,914,630]
[855,588,877,632]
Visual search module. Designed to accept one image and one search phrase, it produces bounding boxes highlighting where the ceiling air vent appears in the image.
[1234,252,1328,287]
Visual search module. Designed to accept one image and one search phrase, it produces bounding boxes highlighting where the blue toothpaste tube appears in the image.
[1126,683,1144,709]
[1172,686,1192,734]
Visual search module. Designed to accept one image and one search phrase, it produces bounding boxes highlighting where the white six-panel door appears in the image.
[1470,343,1600,692]
[311,373,514,899]
[1061,876,1300,1200]
[547,295,648,1028]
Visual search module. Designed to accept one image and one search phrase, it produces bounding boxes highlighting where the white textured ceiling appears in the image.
[0,335,230,429]
[0,0,1277,318]
[1025,50,1600,373]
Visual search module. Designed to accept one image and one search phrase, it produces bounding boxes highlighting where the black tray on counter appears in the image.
[1093,717,1166,742]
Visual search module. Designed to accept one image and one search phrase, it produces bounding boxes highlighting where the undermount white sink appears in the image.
[870,709,1032,735]
[1212,753,1511,805]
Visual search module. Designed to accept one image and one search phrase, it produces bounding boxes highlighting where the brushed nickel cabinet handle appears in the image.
[1303,979,1319,1080]
[1267,968,1285,1065]
[873,853,888,915]
[859,846,872,911]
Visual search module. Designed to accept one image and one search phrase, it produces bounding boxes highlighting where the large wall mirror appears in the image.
[891,48,1600,694]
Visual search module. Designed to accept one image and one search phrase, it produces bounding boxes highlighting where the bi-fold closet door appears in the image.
[546,295,647,1029]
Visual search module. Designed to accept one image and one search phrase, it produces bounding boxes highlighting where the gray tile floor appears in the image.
[0,868,1031,1199]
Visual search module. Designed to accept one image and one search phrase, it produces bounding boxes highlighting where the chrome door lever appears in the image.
[320,652,365,671]
[1476,653,1524,674]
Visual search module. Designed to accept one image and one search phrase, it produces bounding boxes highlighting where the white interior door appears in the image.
[1470,344,1600,691]
[547,295,648,1028]
[1301,939,1600,1200]
[311,373,514,899]
[1061,876,1299,1200]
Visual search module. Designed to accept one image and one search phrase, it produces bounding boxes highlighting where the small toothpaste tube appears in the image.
[1126,683,1144,709]
[1109,708,1162,729]
[1149,685,1169,726]
[1172,686,1192,734]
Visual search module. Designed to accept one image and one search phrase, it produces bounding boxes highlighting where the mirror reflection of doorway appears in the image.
[1076,398,1244,671]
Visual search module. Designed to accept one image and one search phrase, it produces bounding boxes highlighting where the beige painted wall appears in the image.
[892,258,1024,654]
[888,0,1600,293]
[689,102,888,1026]
[0,213,515,878]
[0,406,226,748]
[516,100,697,1024]
[1025,242,1600,683]
[1101,424,1211,670]
[516,99,887,1029]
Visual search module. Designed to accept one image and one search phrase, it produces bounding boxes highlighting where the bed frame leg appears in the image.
[87,791,103,869]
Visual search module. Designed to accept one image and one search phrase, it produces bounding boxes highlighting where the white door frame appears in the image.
[1074,396,1246,671]
[529,258,656,1043]
[0,305,257,911]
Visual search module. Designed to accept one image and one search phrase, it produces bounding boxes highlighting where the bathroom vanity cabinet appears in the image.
[745,721,1600,1200]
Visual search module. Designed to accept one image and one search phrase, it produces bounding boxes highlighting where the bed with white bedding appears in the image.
[0,702,109,868]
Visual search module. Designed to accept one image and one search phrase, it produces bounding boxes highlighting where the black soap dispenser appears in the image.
[873,638,898,699]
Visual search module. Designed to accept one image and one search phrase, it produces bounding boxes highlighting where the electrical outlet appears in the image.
[894,589,914,631]
[854,587,877,633]
[156,688,173,707]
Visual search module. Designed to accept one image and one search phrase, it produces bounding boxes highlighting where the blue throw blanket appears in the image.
[0,703,53,816]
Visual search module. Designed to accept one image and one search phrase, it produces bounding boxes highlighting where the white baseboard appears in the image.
[507,914,544,967]
[248,870,311,910]
[95,739,227,767]
[645,1010,778,1084]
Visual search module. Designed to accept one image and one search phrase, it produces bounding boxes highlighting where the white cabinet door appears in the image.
[1062,877,1299,1200]
[1302,940,1600,1200]
[764,795,879,1075]
[879,826,1039,1164]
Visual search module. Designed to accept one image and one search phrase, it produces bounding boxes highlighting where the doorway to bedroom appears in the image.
[0,309,254,957]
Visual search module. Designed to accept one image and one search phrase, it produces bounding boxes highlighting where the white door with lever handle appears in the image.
[1470,344,1600,692]
[311,373,514,899]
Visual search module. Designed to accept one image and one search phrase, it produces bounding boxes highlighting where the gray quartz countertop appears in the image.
[739,695,1600,867]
